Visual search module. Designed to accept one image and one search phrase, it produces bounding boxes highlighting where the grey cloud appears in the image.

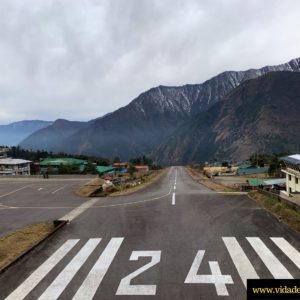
[0,0,300,124]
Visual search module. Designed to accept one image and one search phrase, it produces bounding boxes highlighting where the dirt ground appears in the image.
[110,168,170,197]
[185,167,236,192]
[76,178,106,197]
[0,222,54,270]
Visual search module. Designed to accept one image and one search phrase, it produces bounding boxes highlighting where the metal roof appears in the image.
[263,178,286,185]
[248,179,265,187]
[0,158,31,165]
[248,178,286,187]
[96,166,115,173]
[281,154,300,165]
[134,165,149,169]
[40,158,87,166]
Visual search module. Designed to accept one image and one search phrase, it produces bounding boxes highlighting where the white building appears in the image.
[281,154,300,195]
[0,158,31,175]
[0,147,9,158]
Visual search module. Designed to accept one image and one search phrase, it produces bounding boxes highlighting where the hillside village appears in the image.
[1,146,299,200]
[0,146,161,195]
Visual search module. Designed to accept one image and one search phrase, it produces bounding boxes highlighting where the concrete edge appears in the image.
[0,219,68,275]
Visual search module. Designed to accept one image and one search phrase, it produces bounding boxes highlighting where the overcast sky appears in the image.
[0,0,300,124]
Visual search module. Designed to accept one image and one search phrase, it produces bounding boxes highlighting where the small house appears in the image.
[134,165,149,173]
[96,166,116,175]
[113,162,128,173]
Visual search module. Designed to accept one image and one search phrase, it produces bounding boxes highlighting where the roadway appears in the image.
[0,167,300,299]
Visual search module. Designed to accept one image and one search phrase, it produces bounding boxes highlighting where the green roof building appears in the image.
[40,158,88,172]
[96,166,115,174]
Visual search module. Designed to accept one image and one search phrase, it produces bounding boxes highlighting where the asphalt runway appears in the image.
[0,176,93,237]
[0,167,300,300]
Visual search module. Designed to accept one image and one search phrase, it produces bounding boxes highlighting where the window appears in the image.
[296,178,299,184]
[289,175,292,181]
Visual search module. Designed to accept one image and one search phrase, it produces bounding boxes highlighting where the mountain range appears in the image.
[14,57,300,164]
[152,71,300,164]
[0,120,52,146]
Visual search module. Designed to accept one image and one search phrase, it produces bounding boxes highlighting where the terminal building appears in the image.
[0,147,31,175]
[0,158,31,175]
[281,154,300,195]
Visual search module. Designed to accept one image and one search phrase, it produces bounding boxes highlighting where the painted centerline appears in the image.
[172,193,176,205]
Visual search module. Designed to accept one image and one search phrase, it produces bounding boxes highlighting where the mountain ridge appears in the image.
[152,71,300,164]
[20,119,88,152]
[19,57,300,160]
[0,120,52,146]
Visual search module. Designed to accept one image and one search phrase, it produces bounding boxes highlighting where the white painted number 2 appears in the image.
[185,250,234,296]
[116,251,161,295]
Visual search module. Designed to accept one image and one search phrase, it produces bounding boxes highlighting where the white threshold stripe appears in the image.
[0,185,31,198]
[52,185,67,194]
[172,193,175,205]
[223,237,259,287]
[59,198,99,222]
[247,237,293,279]
[38,238,101,300]
[174,185,176,190]
[73,237,124,300]
[271,237,300,269]
[5,239,79,300]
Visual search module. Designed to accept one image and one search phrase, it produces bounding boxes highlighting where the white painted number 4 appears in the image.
[185,250,234,296]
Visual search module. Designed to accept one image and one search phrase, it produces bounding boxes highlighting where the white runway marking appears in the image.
[174,185,176,190]
[38,238,101,300]
[223,237,259,287]
[271,237,300,269]
[5,235,300,298]
[73,238,123,300]
[5,239,79,300]
[59,198,100,222]
[52,185,67,194]
[116,250,161,295]
[184,250,233,296]
[172,193,176,205]
[247,237,293,279]
[38,188,43,191]
[0,185,31,198]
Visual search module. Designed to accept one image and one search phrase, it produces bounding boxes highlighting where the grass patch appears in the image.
[249,191,300,233]
[0,222,54,269]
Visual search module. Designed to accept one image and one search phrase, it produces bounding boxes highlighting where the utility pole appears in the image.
[256,152,258,167]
